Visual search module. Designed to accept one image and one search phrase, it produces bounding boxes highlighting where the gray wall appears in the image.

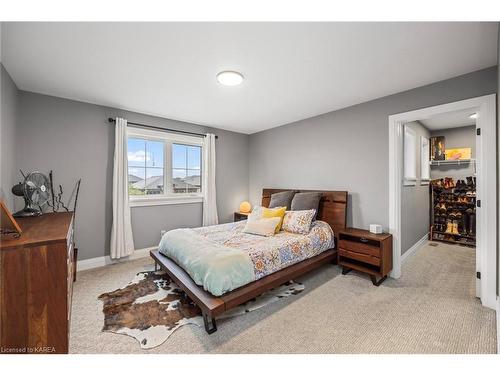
[248,67,497,236]
[0,64,18,211]
[430,125,476,180]
[6,66,499,264]
[401,121,430,254]
[15,91,249,260]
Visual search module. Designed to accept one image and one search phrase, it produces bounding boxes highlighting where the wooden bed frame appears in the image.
[150,188,348,333]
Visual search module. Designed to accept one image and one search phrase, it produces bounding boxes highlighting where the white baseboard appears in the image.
[401,233,428,263]
[76,246,156,272]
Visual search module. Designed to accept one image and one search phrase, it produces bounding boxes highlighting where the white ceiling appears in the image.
[2,22,497,134]
[420,108,477,131]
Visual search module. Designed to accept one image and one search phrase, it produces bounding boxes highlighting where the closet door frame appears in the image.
[388,94,497,311]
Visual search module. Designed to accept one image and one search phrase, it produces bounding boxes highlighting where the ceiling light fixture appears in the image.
[216,71,244,86]
[469,113,478,119]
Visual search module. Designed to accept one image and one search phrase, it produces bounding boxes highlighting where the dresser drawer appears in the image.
[338,238,380,257]
[339,249,381,266]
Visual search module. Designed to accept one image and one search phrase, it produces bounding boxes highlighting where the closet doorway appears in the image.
[388,94,496,310]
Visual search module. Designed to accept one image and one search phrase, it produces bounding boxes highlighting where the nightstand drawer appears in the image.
[234,212,249,222]
[338,239,380,257]
[339,249,381,266]
[338,228,392,286]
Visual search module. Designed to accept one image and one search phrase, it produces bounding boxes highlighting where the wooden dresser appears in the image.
[0,212,75,354]
[338,227,392,286]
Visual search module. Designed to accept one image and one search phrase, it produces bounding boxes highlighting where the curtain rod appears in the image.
[107,118,218,139]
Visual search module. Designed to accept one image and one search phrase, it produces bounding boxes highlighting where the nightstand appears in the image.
[337,228,392,286]
[234,212,249,222]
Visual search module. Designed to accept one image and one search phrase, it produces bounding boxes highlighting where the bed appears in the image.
[150,189,348,333]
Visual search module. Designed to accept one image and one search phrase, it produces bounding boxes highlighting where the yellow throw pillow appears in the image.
[262,206,286,233]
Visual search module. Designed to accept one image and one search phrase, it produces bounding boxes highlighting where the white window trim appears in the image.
[403,125,417,186]
[127,127,204,206]
[129,195,203,207]
[420,135,430,185]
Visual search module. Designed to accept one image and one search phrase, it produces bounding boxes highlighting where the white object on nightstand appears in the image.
[369,224,383,234]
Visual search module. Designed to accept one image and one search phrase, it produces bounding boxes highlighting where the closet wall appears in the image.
[430,125,476,180]
[401,121,431,254]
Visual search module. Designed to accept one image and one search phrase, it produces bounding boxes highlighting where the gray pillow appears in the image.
[291,192,322,219]
[269,191,296,210]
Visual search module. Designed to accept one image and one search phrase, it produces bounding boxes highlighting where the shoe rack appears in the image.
[430,177,476,247]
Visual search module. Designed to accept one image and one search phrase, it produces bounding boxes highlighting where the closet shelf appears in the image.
[430,159,475,167]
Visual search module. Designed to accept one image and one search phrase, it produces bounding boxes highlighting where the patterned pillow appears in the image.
[282,209,316,234]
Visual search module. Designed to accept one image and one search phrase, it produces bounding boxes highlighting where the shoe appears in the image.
[460,214,468,235]
[469,213,476,236]
[466,176,474,190]
[431,179,443,189]
[445,220,453,234]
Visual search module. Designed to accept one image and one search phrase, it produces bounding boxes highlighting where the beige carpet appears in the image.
[70,242,496,353]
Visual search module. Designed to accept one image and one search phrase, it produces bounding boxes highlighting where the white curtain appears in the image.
[110,118,135,259]
[202,133,218,226]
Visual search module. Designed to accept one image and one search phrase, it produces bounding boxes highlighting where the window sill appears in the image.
[129,195,203,207]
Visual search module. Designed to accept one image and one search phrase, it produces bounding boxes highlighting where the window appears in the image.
[128,138,164,195]
[403,125,416,185]
[420,136,430,184]
[172,144,202,194]
[126,127,204,206]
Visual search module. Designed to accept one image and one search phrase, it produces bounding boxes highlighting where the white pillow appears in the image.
[247,206,264,222]
[242,217,281,237]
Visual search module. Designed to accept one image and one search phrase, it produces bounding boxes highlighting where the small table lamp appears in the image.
[239,201,252,213]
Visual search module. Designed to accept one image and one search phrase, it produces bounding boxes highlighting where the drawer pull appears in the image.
[360,237,369,243]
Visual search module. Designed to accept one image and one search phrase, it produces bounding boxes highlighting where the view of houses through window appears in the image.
[127,136,202,197]
[172,143,202,193]
[128,138,164,195]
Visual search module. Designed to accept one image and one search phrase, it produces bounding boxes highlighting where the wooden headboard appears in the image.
[262,189,348,238]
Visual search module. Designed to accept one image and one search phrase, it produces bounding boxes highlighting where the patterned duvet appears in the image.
[159,220,334,296]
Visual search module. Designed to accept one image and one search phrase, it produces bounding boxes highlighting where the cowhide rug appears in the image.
[98,270,304,349]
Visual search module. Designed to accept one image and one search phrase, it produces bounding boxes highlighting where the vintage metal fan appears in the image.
[12,171,51,217]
